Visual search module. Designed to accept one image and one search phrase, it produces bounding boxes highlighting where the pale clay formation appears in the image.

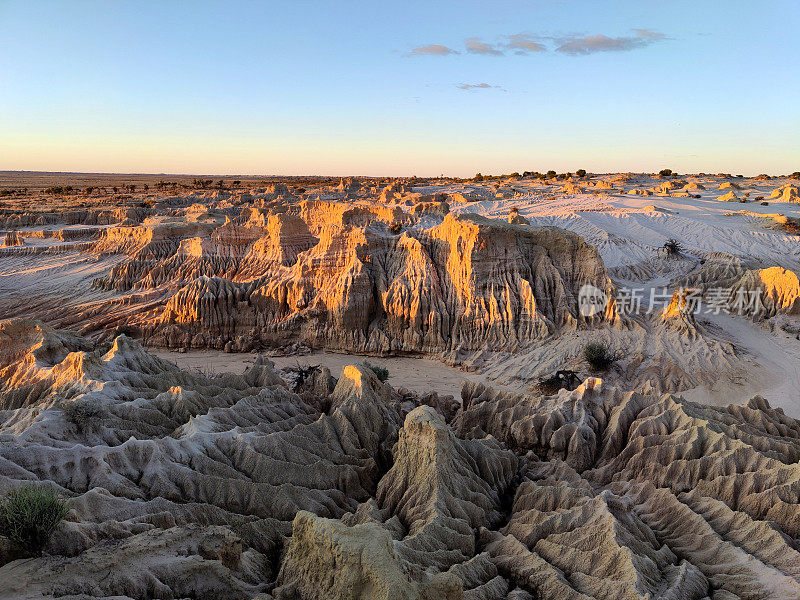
[3,174,800,598]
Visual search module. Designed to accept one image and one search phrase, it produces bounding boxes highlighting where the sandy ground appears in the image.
[680,313,800,417]
[450,187,800,271]
[150,349,515,400]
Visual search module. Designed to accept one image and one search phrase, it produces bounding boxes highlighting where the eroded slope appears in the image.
[1,319,800,599]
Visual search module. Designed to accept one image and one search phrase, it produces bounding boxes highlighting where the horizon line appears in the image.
[2,169,796,179]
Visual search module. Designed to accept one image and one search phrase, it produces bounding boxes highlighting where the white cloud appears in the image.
[407,44,459,56]
[505,33,546,55]
[407,29,666,58]
[555,29,666,55]
[465,37,503,56]
[456,83,504,91]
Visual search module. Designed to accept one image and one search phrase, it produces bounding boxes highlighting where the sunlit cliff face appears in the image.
[146,208,612,354]
[759,266,800,315]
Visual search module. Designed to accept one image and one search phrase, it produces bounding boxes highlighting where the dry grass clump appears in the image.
[662,238,684,256]
[0,484,69,557]
[537,370,580,395]
[62,401,106,433]
[583,342,618,372]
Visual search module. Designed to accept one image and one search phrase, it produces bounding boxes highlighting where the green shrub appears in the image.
[659,169,673,177]
[363,361,390,382]
[576,169,587,177]
[583,342,617,372]
[0,484,69,557]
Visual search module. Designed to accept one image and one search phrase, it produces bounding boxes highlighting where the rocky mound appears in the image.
[680,257,800,319]
[2,320,800,598]
[728,266,800,317]
[684,182,705,191]
[717,191,741,202]
[770,185,800,202]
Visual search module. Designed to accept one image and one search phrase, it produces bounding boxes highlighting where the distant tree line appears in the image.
[472,169,588,182]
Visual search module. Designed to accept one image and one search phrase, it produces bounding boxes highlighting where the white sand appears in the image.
[450,182,800,270]
[681,313,800,417]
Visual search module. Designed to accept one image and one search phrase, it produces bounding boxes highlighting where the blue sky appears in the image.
[1,0,798,176]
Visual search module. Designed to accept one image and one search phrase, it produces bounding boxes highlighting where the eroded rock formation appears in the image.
[0,191,617,356]
[2,319,800,598]
[146,211,614,354]
[2,231,23,247]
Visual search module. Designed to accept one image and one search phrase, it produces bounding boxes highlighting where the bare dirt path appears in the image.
[150,349,519,400]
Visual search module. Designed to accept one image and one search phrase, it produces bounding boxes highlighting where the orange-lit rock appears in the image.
[148,212,613,353]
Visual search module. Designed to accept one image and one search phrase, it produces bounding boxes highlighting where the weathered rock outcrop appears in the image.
[2,231,22,247]
[273,511,460,600]
[149,212,614,354]
[2,194,615,355]
[2,320,800,598]
[728,266,800,317]
[770,185,800,202]
[2,189,622,359]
